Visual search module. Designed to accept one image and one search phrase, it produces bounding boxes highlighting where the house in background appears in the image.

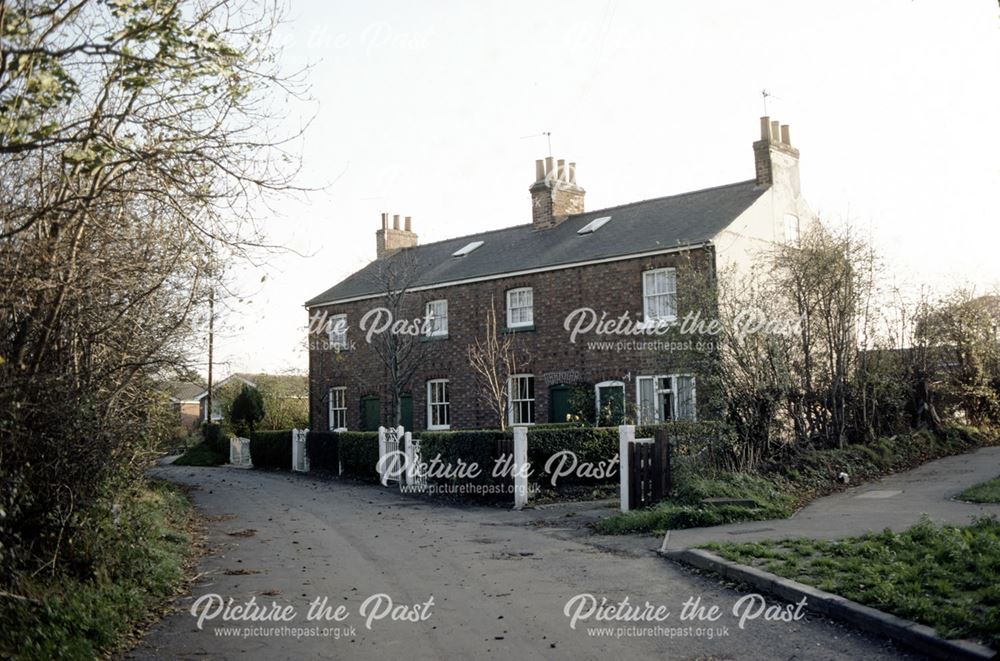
[305,116,816,433]
[165,381,206,433]
[197,373,309,428]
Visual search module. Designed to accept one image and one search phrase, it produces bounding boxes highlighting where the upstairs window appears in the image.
[425,299,448,337]
[328,314,348,349]
[784,213,801,244]
[506,287,534,328]
[328,387,347,430]
[642,268,677,325]
[508,374,535,425]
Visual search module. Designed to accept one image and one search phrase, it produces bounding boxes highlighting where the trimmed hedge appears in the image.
[337,432,380,481]
[528,427,617,486]
[418,430,512,497]
[306,431,340,472]
[414,423,728,494]
[249,430,292,470]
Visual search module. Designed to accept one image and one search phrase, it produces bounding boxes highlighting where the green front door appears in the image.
[597,384,625,426]
[360,395,380,431]
[549,384,572,424]
[400,393,413,430]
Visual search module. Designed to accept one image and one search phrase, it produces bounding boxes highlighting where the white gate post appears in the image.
[513,426,529,510]
[619,425,634,512]
[293,429,310,472]
[403,431,414,486]
[304,430,310,471]
[378,426,387,485]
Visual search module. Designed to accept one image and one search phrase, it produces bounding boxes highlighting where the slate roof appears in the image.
[200,373,308,399]
[165,381,205,402]
[305,179,765,307]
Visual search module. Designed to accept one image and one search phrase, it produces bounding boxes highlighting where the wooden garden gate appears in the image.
[619,426,671,512]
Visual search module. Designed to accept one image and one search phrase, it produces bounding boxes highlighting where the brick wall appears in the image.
[307,247,714,432]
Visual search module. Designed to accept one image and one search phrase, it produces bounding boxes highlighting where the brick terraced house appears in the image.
[305,117,815,432]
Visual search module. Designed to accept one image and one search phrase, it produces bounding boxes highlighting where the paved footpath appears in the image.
[662,446,1000,550]
[129,462,926,661]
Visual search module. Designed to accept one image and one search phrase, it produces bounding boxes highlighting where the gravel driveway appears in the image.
[127,463,924,660]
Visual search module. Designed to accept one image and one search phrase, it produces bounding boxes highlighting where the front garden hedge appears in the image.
[249,430,292,470]
[305,431,339,472]
[336,432,380,481]
[418,430,511,494]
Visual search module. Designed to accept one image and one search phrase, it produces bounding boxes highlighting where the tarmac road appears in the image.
[127,463,924,661]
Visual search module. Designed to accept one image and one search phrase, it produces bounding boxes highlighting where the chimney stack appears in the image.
[376,211,418,259]
[753,115,800,194]
[530,156,585,230]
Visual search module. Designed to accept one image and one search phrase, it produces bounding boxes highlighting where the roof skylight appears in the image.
[452,240,484,257]
[577,216,612,235]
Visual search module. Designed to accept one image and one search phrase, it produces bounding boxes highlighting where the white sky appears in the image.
[206,0,1000,378]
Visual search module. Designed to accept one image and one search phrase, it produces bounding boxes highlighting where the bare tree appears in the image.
[365,252,427,428]
[467,296,520,430]
[0,0,307,583]
[768,225,876,448]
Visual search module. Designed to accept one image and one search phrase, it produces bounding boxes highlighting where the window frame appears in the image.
[507,374,535,426]
[424,299,449,338]
[426,379,451,430]
[506,287,534,329]
[328,386,347,431]
[635,374,696,424]
[642,268,677,327]
[327,313,348,350]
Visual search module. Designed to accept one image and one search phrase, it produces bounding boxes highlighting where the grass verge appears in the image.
[595,425,997,536]
[701,517,1000,650]
[959,475,1000,503]
[594,472,793,535]
[0,480,198,659]
[173,441,227,466]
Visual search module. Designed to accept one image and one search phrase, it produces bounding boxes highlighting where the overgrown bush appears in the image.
[230,384,265,437]
[249,430,292,471]
[306,431,340,472]
[0,482,194,658]
[201,422,228,457]
[337,432,380,481]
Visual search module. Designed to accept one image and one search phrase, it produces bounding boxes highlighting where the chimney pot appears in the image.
[376,212,418,259]
[535,159,544,181]
[753,116,800,193]
[530,155,584,229]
